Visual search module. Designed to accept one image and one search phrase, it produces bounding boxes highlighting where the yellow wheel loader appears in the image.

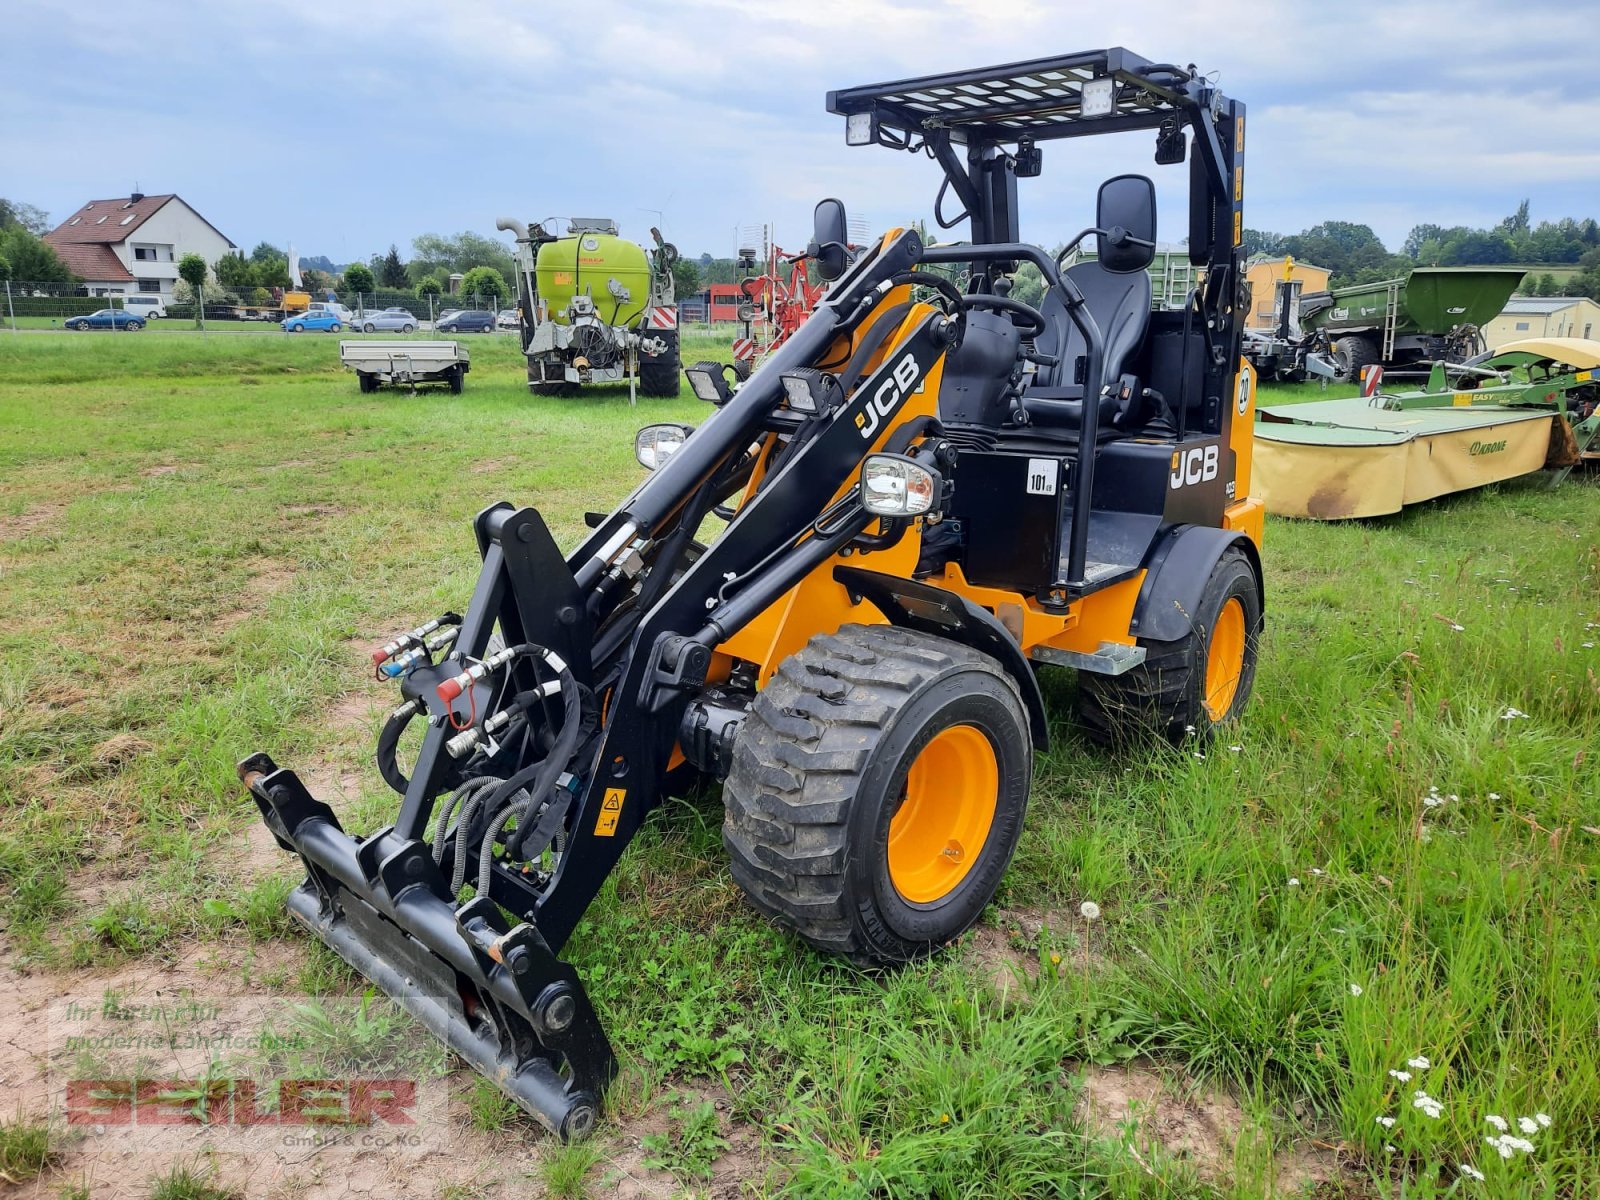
[241,48,1263,1138]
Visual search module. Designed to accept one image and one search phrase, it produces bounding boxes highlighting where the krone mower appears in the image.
[241,49,1264,1139]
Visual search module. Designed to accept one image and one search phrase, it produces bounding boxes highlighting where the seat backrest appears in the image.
[1031,172,1157,396]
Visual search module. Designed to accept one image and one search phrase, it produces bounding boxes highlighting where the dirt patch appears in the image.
[0,501,66,542]
[470,458,511,474]
[1076,1061,1344,1195]
[213,559,300,629]
[90,733,154,773]
[960,906,1103,998]
[141,463,199,478]
[598,1087,764,1199]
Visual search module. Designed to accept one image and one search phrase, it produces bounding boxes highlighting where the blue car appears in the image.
[64,308,145,331]
[282,310,345,333]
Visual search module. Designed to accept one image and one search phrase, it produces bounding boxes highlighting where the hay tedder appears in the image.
[727,234,827,379]
[240,49,1263,1138]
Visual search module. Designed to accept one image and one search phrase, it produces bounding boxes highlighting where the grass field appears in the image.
[0,331,1595,1199]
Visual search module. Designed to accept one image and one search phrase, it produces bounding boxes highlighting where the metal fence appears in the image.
[2,280,756,335]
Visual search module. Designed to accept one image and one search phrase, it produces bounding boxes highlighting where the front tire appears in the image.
[1078,544,1262,746]
[723,624,1032,965]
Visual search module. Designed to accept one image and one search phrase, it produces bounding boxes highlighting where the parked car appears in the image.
[355,310,419,333]
[496,308,519,330]
[64,308,145,331]
[123,295,167,320]
[283,311,345,333]
[436,309,496,333]
[308,302,357,326]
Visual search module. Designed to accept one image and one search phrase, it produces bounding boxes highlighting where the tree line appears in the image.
[9,193,1598,306]
[1245,201,1600,298]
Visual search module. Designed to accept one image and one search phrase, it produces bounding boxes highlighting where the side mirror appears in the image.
[1096,175,1157,273]
[808,198,850,282]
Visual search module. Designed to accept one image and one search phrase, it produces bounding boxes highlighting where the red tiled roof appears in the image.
[48,242,134,282]
[46,194,176,244]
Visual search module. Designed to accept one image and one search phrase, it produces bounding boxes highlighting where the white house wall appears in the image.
[114,199,235,296]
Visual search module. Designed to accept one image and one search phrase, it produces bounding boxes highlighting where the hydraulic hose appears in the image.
[437,648,587,895]
[376,700,423,796]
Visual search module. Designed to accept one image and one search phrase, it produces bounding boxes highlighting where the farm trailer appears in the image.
[339,340,470,393]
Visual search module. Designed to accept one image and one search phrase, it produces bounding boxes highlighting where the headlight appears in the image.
[860,453,939,517]
[684,361,733,405]
[635,423,693,470]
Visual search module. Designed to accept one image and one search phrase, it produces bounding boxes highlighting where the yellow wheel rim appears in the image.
[887,724,999,904]
[1203,596,1247,721]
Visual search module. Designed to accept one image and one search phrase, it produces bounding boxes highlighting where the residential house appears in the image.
[43,193,235,298]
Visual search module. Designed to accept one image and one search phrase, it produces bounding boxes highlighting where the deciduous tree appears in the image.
[342,261,375,295]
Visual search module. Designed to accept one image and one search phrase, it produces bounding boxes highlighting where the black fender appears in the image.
[1130,524,1263,644]
[833,566,1049,750]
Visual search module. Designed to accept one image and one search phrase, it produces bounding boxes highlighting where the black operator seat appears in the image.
[1022,174,1158,439]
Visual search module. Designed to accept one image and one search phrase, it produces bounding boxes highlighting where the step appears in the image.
[1029,640,1147,676]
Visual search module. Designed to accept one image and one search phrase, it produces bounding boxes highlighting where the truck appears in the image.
[229,287,322,323]
[496,217,680,399]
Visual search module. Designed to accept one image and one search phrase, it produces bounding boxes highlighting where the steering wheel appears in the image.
[959,292,1046,337]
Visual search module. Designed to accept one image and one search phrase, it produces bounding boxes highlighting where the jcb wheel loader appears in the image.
[241,48,1263,1139]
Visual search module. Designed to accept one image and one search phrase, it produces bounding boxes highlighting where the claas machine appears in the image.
[495,216,681,399]
[240,49,1263,1139]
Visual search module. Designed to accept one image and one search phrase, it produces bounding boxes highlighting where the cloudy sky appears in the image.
[5,1,1597,263]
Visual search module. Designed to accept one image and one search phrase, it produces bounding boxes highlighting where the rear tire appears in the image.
[448,365,464,394]
[638,361,680,397]
[358,373,377,393]
[723,624,1032,965]
[1078,545,1262,746]
[1333,335,1378,384]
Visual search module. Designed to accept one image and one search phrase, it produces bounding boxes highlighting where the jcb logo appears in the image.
[855,353,923,441]
[1169,446,1219,490]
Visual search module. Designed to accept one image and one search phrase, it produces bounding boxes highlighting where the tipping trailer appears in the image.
[1302,266,1526,381]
